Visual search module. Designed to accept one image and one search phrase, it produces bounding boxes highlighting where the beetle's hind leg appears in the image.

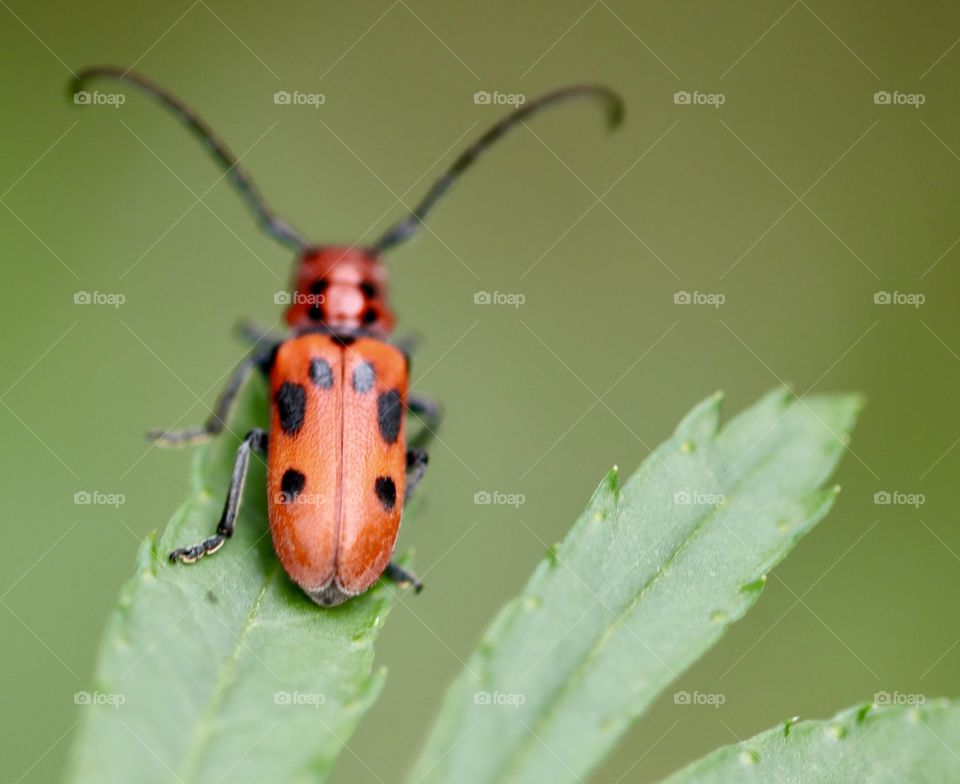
[385,562,423,594]
[405,449,429,504]
[169,428,267,564]
[389,394,441,593]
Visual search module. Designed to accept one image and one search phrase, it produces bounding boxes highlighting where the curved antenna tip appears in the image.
[606,91,626,129]
[68,66,116,102]
[582,85,625,130]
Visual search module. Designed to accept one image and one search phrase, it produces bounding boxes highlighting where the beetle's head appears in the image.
[284,245,395,337]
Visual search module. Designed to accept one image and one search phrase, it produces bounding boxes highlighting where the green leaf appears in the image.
[660,700,960,782]
[64,377,403,784]
[410,389,862,784]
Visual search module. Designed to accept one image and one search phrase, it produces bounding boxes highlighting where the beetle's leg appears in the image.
[407,393,442,450]
[405,449,429,504]
[149,354,260,447]
[385,562,424,594]
[169,428,267,564]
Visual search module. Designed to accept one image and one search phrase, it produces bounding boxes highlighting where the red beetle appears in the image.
[74,67,623,606]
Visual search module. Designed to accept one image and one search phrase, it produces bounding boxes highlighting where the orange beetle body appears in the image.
[267,332,408,606]
[73,66,623,606]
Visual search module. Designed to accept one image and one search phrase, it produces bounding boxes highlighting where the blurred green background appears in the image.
[3,0,960,781]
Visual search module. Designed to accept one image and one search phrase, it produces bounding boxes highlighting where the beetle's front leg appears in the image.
[149,355,260,447]
[234,318,285,348]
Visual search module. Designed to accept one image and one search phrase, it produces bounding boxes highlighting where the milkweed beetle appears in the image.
[73,67,624,606]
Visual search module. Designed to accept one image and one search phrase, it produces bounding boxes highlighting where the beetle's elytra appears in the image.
[74,67,623,606]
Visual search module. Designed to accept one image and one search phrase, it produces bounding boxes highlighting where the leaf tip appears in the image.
[848,391,868,414]
[545,542,561,567]
[739,575,767,596]
[607,465,620,493]
[676,390,725,441]
[778,384,799,406]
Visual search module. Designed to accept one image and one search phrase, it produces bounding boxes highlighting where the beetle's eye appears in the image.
[360,281,377,299]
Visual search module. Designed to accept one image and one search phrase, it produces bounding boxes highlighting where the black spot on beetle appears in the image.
[353,361,375,393]
[362,307,378,325]
[309,358,333,389]
[280,468,306,502]
[310,278,328,295]
[374,476,397,510]
[360,281,377,298]
[308,305,324,321]
[377,389,403,444]
[275,382,306,435]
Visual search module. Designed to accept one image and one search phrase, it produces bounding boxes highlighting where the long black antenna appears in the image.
[373,85,624,254]
[71,66,308,252]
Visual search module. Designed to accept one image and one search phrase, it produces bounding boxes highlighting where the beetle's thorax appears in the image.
[284,245,394,337]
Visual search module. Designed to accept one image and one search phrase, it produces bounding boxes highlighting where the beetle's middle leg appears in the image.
[169,428,267,563]
[405,449,429,504]
[407,393,442,451]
